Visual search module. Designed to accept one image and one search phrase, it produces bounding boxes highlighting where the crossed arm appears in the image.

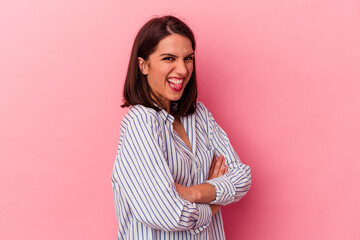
[174,155,228,215]
[114,110,251,232]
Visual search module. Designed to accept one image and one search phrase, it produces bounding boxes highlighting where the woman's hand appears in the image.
[210,204,222,215]
[208,155,228,180]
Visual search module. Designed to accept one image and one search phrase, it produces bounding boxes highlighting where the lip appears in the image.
[167,77,185,92]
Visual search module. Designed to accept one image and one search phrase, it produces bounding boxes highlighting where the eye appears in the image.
[162,57,175,61]
[184,56,194,61]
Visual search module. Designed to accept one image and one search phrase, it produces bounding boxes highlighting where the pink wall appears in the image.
[1,0,359,239]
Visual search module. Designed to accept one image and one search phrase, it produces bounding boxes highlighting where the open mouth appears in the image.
[167,77,184,92]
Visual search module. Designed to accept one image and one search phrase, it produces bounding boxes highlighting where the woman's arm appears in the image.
[175,102,251,207]
[202,104,252,206]
[174,103,251,208]
[174,155,228,215]
[174,155,228,203]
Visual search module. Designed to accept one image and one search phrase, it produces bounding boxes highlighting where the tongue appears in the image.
[169,81,183,91]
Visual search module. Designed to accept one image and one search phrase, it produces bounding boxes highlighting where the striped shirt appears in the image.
[111,101,251,240]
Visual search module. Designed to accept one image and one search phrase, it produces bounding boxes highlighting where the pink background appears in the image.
[1,0,359,239]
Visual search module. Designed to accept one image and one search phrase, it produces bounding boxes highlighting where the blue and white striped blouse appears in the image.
[111,101,251,240]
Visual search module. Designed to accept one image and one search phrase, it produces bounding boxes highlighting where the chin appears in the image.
[168,93,184,102]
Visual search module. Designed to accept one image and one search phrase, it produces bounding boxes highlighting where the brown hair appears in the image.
[121,15,197,117]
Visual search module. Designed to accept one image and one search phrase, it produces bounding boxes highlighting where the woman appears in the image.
[111,15,251,239]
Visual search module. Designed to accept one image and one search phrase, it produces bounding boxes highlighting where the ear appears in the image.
[137,57,149,75]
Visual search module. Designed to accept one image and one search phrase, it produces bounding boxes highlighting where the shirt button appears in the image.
[197,167,201,171]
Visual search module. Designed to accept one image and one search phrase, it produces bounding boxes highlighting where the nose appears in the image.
[175,60,188,76]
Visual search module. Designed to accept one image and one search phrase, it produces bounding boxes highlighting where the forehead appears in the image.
[154,34,193,55]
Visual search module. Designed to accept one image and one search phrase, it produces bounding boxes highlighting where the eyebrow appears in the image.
[159,52,195,58]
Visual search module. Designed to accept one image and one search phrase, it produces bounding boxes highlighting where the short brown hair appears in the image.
[121,15,197,117]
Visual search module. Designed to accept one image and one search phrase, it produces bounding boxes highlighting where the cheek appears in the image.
[153,65,172,80]
[148,65,168,82]
[187,62,194,73]
[187,65,194,79]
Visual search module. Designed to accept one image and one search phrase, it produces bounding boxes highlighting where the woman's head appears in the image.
[122,15,197,117]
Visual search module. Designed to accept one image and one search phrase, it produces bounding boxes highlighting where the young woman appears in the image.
[111,15,251,239]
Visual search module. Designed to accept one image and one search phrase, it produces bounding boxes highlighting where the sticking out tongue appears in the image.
[168,81,183,91]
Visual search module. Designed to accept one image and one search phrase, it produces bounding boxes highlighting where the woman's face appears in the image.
[138,33,194,112]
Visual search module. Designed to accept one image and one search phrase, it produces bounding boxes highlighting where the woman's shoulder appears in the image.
[195,101,208,112]
[195,101,211,118]
[127,104,157,117]
[121,104,162,129]
[194,101,219,127]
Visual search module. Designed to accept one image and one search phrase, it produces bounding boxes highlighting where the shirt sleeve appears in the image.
[112,114,212,234]
[203,105,252,206]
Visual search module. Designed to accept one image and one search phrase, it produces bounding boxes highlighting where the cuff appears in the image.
[189,203,212,234]
[205,175,235,205]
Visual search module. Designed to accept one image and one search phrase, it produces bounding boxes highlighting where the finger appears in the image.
[212,155,224,177]
[219,164,226,176]
[218,157,227,176]
[208,156,217,180]
[209,155,216,174]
